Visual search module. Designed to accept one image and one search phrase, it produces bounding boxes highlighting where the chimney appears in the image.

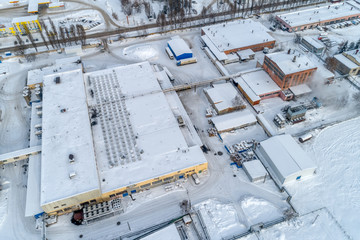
[306,62,308,66]
[288,49,291,54]
[292,56,297,62]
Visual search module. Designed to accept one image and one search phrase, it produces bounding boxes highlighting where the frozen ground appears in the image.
[286,117,360,239]
[242,208,349,240]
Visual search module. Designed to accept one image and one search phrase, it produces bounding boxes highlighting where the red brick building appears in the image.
[276,3,360,32]
[263,51,317,90]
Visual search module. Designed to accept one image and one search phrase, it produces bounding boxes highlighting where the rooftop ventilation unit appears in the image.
[69,154,75,163]
[54,76,61,84]
[69,172,76,179]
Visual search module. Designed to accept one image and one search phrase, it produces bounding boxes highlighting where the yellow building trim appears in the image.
[43,162,208,216]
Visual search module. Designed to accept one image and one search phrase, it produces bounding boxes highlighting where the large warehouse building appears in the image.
[201,20,275,62]
[256,135,316,185]
[276,2,360,32]
[26,61,208,216]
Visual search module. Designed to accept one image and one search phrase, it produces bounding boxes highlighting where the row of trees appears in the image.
[14,17,87,60]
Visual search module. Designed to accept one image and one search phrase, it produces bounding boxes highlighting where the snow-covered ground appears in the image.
[286,117,360,239]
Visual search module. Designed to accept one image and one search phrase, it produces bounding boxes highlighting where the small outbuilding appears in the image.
[242,160,268,182]
[167,36,193,61]
[210,109,257,133]
[204,83,245,115]
[256,134,316,185]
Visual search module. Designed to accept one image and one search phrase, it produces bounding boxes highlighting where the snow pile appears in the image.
[287,117,360,239]
[123,44,159,61]
[240,196,285,225]
[196,199,246,240]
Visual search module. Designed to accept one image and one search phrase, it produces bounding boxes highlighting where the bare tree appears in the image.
[21,23,38,52]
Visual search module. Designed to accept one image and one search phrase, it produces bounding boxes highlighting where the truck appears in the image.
[177,115,185,127]
[191,173,200,185]
[299,133,313,143]
[176,57,197,66]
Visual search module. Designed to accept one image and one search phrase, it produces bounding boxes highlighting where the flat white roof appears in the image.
[238,49,255,60]
[204,82,243,112]
[84,62,207,194]
[277,3,360,28]
[289,84,312,96]
[211,109,257,132]
[141,224,181,240]
[40,69,100,206]
[201,20,275,52]
[259,135,316,182]
[25,102,43,217]
[334,54,359,69]
[0,145,40,162]
[12,15,38,24]
[201,35,228,61]
[243,160,267,179]
[236,69,281,96]
[167,37,192,57]
[27,56,82,86]
[302,36,324,49]
[28,0,39,12]
[266,51,317,75]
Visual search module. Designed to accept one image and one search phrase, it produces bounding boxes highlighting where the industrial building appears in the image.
[167,36,193,61]
[301,36,325,55]
[263,50,317,90]
[242,160,268,182]
[210,109,257,133]
[201,20,275,63]
[276,2,360,32]
[334,49,360,76]
[203,82,246,114]
[28,0,64,13]
[234,69,281,105]
[26,60,208,216]
[256,135,316,185]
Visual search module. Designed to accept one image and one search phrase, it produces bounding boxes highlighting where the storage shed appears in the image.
[210,109,257,133]
[256,135,316,185]
[167,37,193,61]
[242,160,268,182]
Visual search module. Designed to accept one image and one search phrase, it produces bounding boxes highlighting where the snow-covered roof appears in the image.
[201,35,228,61]
[302,36,324,49]
[0,145,40,162]
[27,56,82,86]
[334,54,359,69]
[201,20,275,52]
[12,15,38,24]
[167,37,192,57]
[343,50,360,65]
[40,68,100,206]
[237,49,255,60]
[289,84,312,96]
[84,62,207,194]
[277,3,360,28]
[243,160,267,179]
[141,224,181,240]
[259,135,316,183]
[25,102,43,217]
[211,109,257,132]
[266,51,317,75]
[236,69,281,96]
[204,83,242,112]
